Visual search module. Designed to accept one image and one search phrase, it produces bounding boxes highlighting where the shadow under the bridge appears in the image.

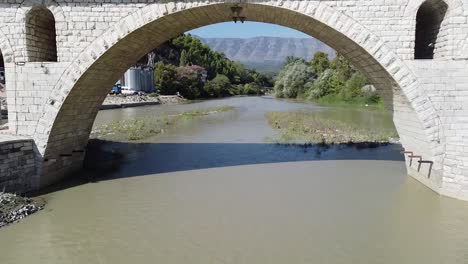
[32,139,405,195]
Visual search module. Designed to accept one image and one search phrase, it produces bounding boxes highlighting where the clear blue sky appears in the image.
[188,22,311,39]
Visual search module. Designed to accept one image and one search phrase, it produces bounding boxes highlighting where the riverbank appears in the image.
[266,111,399,144]
[92,106,234,141]
[312,94,385,110]
[0,192,44,228]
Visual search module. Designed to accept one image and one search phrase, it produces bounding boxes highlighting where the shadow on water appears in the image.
[33,139,404,195]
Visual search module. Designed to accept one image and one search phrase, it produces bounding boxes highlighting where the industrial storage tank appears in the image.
[121,66,155,93]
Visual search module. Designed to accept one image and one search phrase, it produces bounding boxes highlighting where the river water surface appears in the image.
[1,97,468,263]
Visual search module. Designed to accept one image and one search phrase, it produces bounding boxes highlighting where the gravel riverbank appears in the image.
[102,94,186,109]
[0,192,44,228]
[0,94,186,113]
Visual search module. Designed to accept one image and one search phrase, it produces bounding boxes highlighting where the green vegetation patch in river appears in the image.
[92,106,234,141]
[266,111,399,144]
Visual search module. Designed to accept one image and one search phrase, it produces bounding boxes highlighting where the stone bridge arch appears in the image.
[34,1,442,190]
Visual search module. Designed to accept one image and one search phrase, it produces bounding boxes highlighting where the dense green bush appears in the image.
[175,66,203,99]
[310,52,330,75]
[204,74,231,97]
[155,62,178,95]
[274,60,315,98]
[242,83,263,95]
[275,52,381,106]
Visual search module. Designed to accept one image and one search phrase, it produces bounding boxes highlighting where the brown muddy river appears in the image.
[1,96,468,264]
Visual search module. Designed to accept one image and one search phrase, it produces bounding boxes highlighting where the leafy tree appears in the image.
[330,54,353,80]
[154,62,178,95]
[204,74,231,97]
[285,56,308,66]
[175,66,203,99]
[243,83,262,95]
[307,69,333,99]
[311,52,330,75]
[342,72,368,99]
[274,60,315,98]
[179,50,189,66]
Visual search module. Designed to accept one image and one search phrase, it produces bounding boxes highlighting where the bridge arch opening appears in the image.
[38,3,437,189]
[25,6,57,62]
[415,0,448,59]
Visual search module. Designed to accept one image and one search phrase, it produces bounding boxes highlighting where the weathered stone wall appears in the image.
[0,136,37,193]
[407,59,468,200]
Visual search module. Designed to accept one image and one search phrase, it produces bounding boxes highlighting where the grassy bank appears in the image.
[306,94,386,110]
[266,111,398,144]
[92,106,234,141]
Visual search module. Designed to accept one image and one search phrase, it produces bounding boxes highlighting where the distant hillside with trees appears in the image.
[200,36,335,74]
[274,52,380,105]
[150,34,273,99]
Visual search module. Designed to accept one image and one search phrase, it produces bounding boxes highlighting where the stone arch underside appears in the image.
[35,1,441,188]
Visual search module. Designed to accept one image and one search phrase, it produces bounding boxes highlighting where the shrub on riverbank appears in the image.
[274,60,315,98]
[92,106,234,141]
[266,111,398,144]
[275,52,382,107]
[313,94,385,110]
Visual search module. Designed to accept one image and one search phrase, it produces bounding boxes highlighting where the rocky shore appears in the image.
[0,94,187,114]
[102,94,186,109]
[0,192,44,228]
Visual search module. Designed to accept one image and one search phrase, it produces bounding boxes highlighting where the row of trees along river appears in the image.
[151,34,273,99]
[151,34,381,107]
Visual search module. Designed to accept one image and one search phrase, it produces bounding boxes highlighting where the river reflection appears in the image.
[1,96,468,264]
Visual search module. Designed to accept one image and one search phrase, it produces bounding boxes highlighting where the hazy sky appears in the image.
[188,22,311,39]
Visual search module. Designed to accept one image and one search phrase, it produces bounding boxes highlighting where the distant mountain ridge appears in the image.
[199,36,335,73]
